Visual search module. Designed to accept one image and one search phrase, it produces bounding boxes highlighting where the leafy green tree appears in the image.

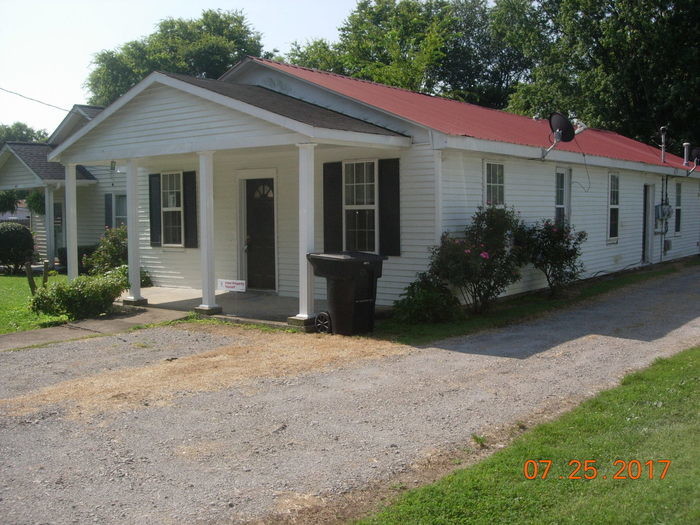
[86,9,269,106]
[288,0,529,108]
[0,122,48,144]
[493,0,700,151]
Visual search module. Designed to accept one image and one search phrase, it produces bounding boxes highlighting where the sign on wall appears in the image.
[217,279,246,292]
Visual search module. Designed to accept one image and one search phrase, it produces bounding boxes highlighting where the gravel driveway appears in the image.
[1,264,699,524]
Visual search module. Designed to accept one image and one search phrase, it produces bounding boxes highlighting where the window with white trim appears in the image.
[555,168,571,226]
[343,160,378,252]
[161,171,184,246]
[608,173,620,240]
[674,182,682,234]
[485,162,504,206]
[114,194,127,227]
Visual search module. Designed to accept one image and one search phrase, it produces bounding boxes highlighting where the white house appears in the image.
[0,106,127,264]
[47,57,699,326]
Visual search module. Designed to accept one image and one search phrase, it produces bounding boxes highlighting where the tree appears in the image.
[0,122,48,145]
[287,0,529,108]
[493,0,700,152]
[86,9,269,106]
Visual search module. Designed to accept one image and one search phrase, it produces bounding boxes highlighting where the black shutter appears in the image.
[104,193,113,229]
[323,162,343,252]
[148,174,161,247]
[183,171,198,248]
[379,158,401,256]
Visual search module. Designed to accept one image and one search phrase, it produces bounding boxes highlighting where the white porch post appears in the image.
[292,143,316,323]
[123,159,147,305]
[44,185,55,266]
[195,150,221,314]
[64,164,78,280]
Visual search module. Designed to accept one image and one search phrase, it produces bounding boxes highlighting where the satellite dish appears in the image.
[541,112,575,159]
[549,112,575,142]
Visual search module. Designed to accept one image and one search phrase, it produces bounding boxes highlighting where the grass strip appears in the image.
[0,274,67,334]
[360,346,700,525]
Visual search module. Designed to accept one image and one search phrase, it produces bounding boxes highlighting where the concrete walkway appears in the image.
[0,307,187,351]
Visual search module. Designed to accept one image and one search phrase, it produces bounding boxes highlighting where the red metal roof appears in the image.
[250,57,689,171]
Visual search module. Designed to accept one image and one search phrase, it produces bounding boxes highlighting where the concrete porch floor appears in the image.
[121,287,328,324]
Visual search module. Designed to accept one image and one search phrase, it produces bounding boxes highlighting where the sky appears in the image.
[0,0,358,134]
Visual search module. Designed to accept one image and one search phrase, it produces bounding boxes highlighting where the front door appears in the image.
[245,178,275,290]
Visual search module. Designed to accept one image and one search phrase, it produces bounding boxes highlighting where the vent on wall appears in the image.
[664,239,672,253]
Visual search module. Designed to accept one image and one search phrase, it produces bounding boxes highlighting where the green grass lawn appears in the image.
[374,258,698,345]
[360,346,700,525]
[0,274,68,334]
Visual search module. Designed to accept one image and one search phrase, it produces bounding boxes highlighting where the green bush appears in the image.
[393,272,463,323]
[0,189,19,214]
[25,190,45,216]
[104,264,152,289]
[30,273,128,320]
[84,226,152,287]
[529,219,588,295]
[57,245,98,274]
[84,226,127,274]
[0,222,35,274]
[430,207,529,313]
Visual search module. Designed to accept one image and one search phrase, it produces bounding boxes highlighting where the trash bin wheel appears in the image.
[315,312,332,334]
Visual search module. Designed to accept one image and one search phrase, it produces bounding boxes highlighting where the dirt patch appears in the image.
[0,323,410,418]
[256,395,589,524]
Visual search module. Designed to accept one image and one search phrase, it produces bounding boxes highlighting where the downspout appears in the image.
[431,129,443,243]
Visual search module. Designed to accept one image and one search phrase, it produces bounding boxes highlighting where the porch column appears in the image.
[44,185,55,266]
[123,159,147,305]
[293,143,316,322]
[195,150,221,314]
[64,164,78,280]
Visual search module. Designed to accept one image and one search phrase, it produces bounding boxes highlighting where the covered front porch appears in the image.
[123,286,329,325]
[47,70,409,326]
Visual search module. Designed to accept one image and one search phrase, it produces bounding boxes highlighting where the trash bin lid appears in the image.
[307,251,387,262]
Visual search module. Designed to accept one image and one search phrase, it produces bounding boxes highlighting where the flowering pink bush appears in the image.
[429,207,529,313]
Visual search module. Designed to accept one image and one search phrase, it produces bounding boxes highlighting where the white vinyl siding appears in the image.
[60,84,304,164]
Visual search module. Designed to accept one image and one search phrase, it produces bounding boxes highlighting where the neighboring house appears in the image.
[0,199,30,227]
[47,57,699,324]
[0,105,125,263]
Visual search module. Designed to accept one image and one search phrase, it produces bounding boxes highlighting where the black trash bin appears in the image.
[307,251,386,335]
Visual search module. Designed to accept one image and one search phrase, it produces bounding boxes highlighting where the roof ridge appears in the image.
[250,56,551,125]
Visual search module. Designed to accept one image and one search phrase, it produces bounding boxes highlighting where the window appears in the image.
[343,160,378,252]
[485,162,504,206]
[555,168,571,226]
[161,171,184,246]
[114,194,127,227]
[608,173,620,240]
[675,182,682,234]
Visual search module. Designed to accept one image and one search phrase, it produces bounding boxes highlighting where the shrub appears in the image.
[529,220,587,295]
[104,264,153,289]
[430,207,529,313]
[25,190,45,216]
[83,226,152,286]
[84,226,128,274]
[0,222,35,274]
[30,273,128,320]
[57,245,97,274]
[393,272,463,323]
[0,189,19,214]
